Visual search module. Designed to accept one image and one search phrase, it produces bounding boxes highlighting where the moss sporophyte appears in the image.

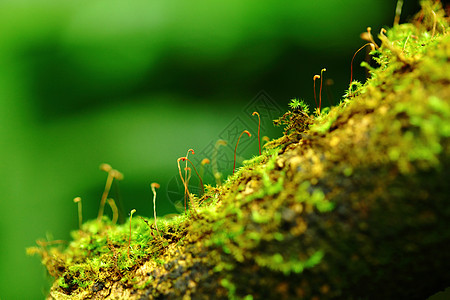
[107,198,119,225]
[233,130,252,174]
[252,111,261,155]
[29,2,450,299]
[150,183,160,236]
[97,163,123,222]
[349,43,375,87]
[73,197,82,229]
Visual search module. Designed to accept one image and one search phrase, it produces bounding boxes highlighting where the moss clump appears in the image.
[29,1,450,299]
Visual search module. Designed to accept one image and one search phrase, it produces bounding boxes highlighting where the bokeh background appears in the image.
[4,0,448,299]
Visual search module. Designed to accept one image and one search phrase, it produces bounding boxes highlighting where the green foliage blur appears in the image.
[0,0,423,298]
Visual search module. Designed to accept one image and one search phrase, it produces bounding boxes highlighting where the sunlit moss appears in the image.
[28,1,450,298]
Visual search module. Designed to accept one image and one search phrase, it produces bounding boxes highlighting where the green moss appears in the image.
[254,250,324,276]
[29,1,450,299]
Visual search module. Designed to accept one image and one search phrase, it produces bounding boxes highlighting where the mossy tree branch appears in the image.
[29,2,450,299]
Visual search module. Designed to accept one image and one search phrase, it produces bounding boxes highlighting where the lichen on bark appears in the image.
[29,1,450,299]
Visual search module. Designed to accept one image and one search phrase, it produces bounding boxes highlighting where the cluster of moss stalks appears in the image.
[29,2,449,299]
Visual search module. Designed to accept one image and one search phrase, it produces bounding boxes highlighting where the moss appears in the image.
[29,1,450,299]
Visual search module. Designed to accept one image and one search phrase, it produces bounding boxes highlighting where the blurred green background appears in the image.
[5,0,446,299]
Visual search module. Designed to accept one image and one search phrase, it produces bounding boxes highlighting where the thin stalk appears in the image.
[252,112,261,155]
[180,157,204,196]
[151,183,160,236]
[350,43,375,86]
[97,164,123,222]
[128,209,136,260]
[98,171,113,221]
[107,198,119,224]
[233,130,251,174]
[313,75,320,112]
[394,0,404,26]
[177,157,189,212]
[73,197,82,229]
[183,149,194,210]
[319,68,326,114]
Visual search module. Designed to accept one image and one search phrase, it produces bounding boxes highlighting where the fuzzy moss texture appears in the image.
[29,1,450,299]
